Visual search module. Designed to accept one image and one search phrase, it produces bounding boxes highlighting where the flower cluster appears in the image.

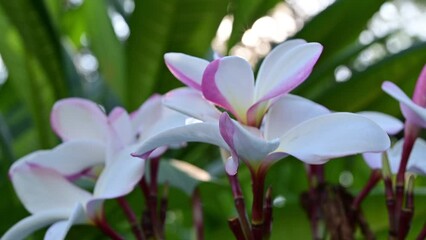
[3,39,425,240]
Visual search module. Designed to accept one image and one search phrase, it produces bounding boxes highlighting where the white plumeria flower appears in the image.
[3,97,186,240]
[382,65,426,129]
[165,39,323,126]
[139,40,392,175]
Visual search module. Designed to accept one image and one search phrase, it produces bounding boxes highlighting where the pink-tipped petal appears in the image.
[108,107,133,147]
[133,122,229,158]
[94,145,145,199]
[219,113,280,162]
[254,41,323,103]
[382,81,426,128]
[164,53,209,90]
[362,152,383,170]
[263,94,330,140]
[44,204,88,240]
[202,57,255,122]
[11,141,105,177]
[357,111,404,135]
[50,98,109,142]
[277,113,390,164]
[1,210,70,240]
[163,87,221,122]
[9,163,92,214]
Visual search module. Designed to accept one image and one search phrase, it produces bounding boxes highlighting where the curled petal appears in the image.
[382,81,426,128]
[9,163,92,214]
[163,87,221,122]
[202,57,255,122]
[94,145,145,199]
[44,204,88,240]
[164,53,209,90]
[1,210,70,240]
[254,41,323,104]
[277,113,390,164]
[263,94,329,140]
[133,122,229,158]
[219,113,280,163]
[50,98,109,142]
[225,156,239,176]
[357,111,404,135]
[11,140,105,178]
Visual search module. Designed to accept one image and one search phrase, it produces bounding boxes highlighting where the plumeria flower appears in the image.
[382,65,426,129]
[3,96,186,240]
[165,39,323,126]
[135,39,392,175]
[381,64,426,178]
[134,94,391,175]
[385,138,426,175]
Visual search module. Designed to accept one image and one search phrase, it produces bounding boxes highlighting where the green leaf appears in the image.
[125,0,228,109]
[0,0,69,98]
[315,42,426,112]
[0,5,57,149]
[82,1,125,102]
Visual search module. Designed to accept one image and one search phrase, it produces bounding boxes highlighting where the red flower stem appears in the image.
[352,169,382,210]
[192,188,204,240]
[251,168,266,240]
[416,223,426,240]
[95,218,124,240]
[228,173,254,240]
[229,217,247,240]
[395,124,418,226]
[384,174,396,238]
[263,187,273,240]
[306,164,322,239]
[149,157,163,239]
[117,197,145,240]
[160,182,169,230]
[398,176,415,239]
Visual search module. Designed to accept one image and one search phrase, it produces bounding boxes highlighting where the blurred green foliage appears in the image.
[0,0,425,239]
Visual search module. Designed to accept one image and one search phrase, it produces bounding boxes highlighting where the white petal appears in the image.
[108,107,134,147]
[362,152,383,170]
[9,163,92,214]
[202,57,255,122]
[382,81,426,128]
[164,53,209,90]
[387,138,426,175]
[11,140,105,178]
[357,111,404,135]
[131,94,187,142]
[277,113,391,164]
[263,94,329,140]
[254,41,323,103]
[44,204,88,240]
[1,210,69,240]
[94,145,145,199]
[163,87,221,122]
[219,113,280,162]
[50,98,109,142]
[133,122,229,158]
